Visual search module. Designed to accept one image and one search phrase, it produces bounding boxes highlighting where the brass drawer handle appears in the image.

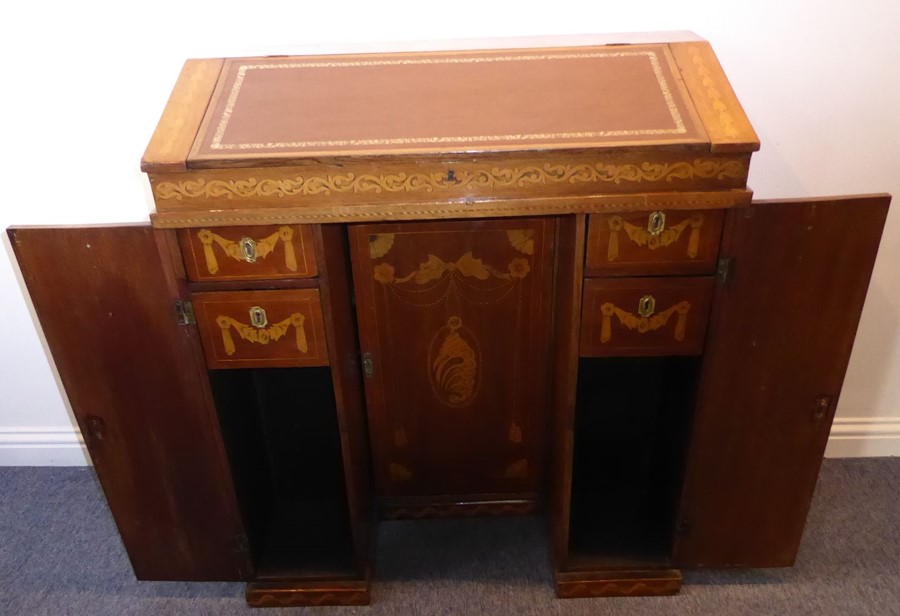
[249,306,268,328]
[239,237,258,263]
[637,294,656,317]
[647,211,667,235]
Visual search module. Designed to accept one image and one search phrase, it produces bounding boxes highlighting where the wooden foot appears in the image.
[555,569,683,598]
[245,578,370,607]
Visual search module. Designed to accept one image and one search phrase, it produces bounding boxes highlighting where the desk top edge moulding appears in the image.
[142,39,759,228]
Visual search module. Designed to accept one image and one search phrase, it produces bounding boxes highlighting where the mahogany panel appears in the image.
[192,289,328,369]
[675,195,890,567]
[314,224,374,575]
[350,218,555,502]
[585,209,724,276]
[179,224,317,281]
[8,225,250,580]
[580,277,714,356]
[546,215,586,565]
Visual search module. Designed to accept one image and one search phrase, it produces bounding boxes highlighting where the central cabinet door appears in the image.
[350,219,555,507]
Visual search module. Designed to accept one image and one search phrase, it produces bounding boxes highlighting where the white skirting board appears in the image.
[824,417,900,458]
[0,428,89,466]
[0,419,898,465]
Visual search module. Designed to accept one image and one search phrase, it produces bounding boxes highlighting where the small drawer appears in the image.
[179,225,317,282]
[192,289,329,369]
[585,210,724,276]
[580,277,714,356]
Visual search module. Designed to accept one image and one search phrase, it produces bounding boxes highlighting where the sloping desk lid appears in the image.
[186,44,712,168]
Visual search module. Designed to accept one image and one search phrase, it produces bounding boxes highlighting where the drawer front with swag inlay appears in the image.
[192,289,328,369]
[178,224,317,281]
[585,210,724,276]
[580,277,714,356]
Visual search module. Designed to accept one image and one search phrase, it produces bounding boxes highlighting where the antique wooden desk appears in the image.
[9,40,890,606]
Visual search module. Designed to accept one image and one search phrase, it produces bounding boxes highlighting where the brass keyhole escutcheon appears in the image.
[240,237,258,263]
[249,306,268,328]
[638,294,656,318]
[647,211,667,236]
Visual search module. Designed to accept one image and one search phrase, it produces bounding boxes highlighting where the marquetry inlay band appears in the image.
[212,51,685,150]
[154,159,746,201]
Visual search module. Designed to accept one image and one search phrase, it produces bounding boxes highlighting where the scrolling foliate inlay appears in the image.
[153,159,746,201]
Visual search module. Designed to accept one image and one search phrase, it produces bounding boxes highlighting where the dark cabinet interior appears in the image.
[209,367,356,580]
[568,356,698,569]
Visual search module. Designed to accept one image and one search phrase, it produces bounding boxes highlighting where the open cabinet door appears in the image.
[675,195,890,567]
[9,225,250,580]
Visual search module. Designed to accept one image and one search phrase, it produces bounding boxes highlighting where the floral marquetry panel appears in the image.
[178,224,317,281]
[580,277,714,357]
[350,219,555,500]
[192,289,328,369]
[585,210,724,276]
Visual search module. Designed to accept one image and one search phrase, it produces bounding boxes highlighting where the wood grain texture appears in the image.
[546,215,586,565]
[192,289,329,369]
[149,189,753,229]
[179,224,317,281]
[585,209,724,276]
[246,579,370,607]
[141,59,224,173]
[669,42,760,153]
[314,224,374,575]
[8,225,250,580]
[556,569,682,598]
[350,218,555,501]
[580,277,714,357]
[675,195,890,567]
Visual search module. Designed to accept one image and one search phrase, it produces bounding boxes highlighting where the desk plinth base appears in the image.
[555,569,683,598]
[245,578,370,607]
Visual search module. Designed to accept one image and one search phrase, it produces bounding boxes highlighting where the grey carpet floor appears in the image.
[0,458,897,615]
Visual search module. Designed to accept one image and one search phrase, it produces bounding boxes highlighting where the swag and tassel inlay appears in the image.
[197,226,298,274]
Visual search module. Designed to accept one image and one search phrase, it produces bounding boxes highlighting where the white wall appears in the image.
[1,1,897,464]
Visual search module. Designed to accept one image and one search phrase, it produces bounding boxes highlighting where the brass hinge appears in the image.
[675,517,692,536]
[233,533,250,554]
[175,300,196,325]
[716,258,734,284]
[362,352,375,378]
